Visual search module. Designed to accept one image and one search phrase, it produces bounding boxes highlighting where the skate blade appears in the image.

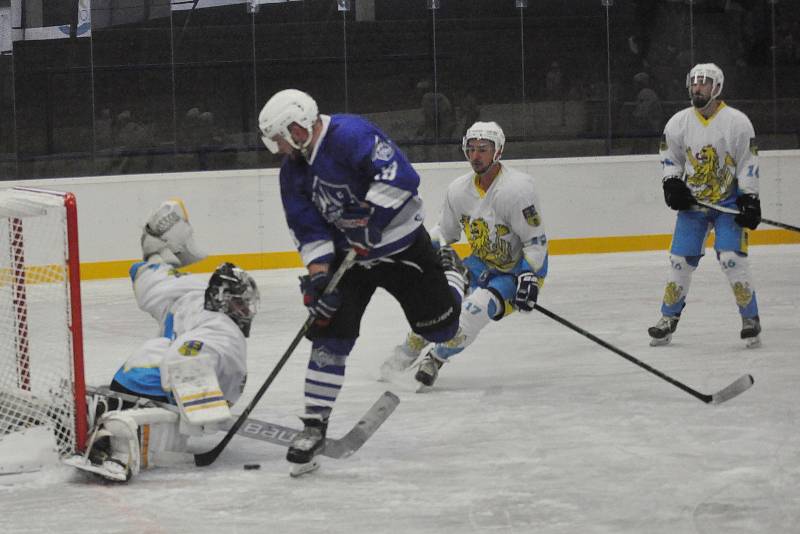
[744,336,761,349]
[289,458,320,478]
[415,382,434,394]
[649,334,672,347]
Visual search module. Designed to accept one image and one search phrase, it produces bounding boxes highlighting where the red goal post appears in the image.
[0,187,87,455]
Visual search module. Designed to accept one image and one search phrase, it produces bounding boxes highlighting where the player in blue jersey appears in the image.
[258,89,466,475]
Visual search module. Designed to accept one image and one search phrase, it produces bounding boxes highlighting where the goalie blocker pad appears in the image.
[165,357,232,426]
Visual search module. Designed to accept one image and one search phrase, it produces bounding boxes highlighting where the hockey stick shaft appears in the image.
[194,249,359,466]
[694,199,800,233]
[533,304,752,404]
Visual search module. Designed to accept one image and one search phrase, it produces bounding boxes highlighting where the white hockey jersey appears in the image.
[122,261,248,405]
[436,163,547,275]
[660,102,759,205]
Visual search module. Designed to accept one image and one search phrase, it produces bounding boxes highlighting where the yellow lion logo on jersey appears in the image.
[685,145,735,202]
[464,217,513,269]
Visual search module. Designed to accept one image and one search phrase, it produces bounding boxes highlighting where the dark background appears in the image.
[1,0,798,180]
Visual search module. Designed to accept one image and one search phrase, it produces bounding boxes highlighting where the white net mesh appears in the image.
[0,188,81,456]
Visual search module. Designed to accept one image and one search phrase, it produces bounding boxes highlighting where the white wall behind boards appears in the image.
[4,151,799,275]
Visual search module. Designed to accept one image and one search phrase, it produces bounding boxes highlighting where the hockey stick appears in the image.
[194,249,359,467]
[532,304,754,404]
[230,391,399,459]
[85,385,399,460]
[694,199,800,233]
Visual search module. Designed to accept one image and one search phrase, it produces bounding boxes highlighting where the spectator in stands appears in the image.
[631,72,662,136]
[416,79,455,141]
[545,61,564,100]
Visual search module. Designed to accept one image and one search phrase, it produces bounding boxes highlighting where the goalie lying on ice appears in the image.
[66,199,260,482]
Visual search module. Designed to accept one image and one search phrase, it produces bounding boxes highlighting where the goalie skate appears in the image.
[64,453,130,482]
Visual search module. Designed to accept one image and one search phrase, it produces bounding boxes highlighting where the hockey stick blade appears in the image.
[86,385,400,460]
[709,374,755,405]
[231,391,400,459]
[532,305,756,405]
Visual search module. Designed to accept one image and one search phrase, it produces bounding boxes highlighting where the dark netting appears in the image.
[1,0,797,179]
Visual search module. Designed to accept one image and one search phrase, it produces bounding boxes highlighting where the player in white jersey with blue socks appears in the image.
[649,63,763,348]
[382,121,549,388]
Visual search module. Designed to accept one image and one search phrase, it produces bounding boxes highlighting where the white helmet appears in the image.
[258,89,319,154]
[686,63,724,100]
[462,121,505,162]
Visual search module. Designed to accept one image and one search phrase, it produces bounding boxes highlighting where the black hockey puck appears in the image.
[243,463,261,470]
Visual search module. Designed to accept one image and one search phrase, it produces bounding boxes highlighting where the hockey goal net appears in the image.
[0,187,87,456]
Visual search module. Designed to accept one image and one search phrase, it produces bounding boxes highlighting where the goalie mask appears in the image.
[686,63,724,107]
[204,263,260,337]
[462,121,505,163]
[258,89,318,155]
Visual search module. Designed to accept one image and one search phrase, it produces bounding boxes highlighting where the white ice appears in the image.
[1,245,799,534]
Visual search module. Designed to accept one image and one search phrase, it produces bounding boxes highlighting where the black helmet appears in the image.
[204,263,260,337]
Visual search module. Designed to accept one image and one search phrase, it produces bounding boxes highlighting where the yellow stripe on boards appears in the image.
[73,230,800,281]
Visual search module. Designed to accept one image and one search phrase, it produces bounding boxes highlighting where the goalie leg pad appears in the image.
[163,356,232,426]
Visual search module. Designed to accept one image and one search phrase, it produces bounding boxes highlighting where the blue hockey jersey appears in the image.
[279,114,424,265]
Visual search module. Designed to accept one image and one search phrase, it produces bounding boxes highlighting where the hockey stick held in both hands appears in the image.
[194,249,359,467]
[532,304,754,405]
[694,199,800,233]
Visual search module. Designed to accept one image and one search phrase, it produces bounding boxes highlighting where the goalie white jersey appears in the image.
[114,261,248,405]
[436,163,547,275]
[660,102,759,205]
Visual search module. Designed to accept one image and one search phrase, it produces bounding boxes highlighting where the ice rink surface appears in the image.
[1,244,799,534]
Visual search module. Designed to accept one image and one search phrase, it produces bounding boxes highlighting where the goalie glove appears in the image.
[300,271,342,327]
[662,177,694,211]
[514,272,539,313]
[141,199,207,267]
[735,194,761,230]
[338,203,383,256]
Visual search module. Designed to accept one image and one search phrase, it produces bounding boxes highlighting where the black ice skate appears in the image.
[414,351,445,388]
[287,417,327,477]
[741,315,761,349]
[648,315,680,346]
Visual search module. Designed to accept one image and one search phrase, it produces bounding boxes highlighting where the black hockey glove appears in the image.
[339,203,382,256]
[735,194,761,230]
[514,272,539,313]
[662,177,694,211]
[299,271,342,327]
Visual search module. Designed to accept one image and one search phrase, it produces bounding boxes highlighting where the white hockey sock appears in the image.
[432,288,499,360]
[718,251,758,313]
[661,254,696,315]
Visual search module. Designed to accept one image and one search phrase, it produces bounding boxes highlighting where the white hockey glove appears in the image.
[141,199,207,267]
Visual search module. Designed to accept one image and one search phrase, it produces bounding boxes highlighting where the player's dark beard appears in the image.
[691,93,710,108]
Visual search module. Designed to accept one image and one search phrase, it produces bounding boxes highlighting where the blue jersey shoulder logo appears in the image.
[372,135,395,162]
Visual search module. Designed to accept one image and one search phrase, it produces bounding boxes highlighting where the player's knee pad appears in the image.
[718,250,756,308]
[432,288,498,360]
[661,255,697,311]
